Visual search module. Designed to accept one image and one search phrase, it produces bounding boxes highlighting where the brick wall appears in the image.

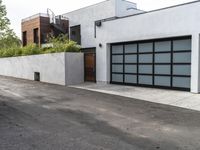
[22,15,69,46]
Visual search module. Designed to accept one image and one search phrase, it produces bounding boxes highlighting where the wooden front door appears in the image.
[84,53,96,82]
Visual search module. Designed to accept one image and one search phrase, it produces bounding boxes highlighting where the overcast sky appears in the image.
[3,0,196,38]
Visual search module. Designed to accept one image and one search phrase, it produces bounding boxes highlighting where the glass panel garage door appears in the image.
[111,36,191,91]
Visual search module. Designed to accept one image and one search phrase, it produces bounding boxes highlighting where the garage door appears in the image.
[111,36,191,91]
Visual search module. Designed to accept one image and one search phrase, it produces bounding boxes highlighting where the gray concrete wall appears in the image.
[65,53,84,85]
[0,52,84,86]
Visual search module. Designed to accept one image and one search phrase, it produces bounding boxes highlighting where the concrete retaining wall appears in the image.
[0,52,84,86]
[65,53,84,85]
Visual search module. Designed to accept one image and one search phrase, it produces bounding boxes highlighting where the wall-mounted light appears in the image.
[99,43,102,48]
[96,21,102,27]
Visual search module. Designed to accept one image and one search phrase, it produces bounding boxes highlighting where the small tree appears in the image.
[0,0,20,49]
[47,34,81,53]
[0,0,10,37]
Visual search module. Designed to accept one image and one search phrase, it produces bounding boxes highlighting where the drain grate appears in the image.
[34,72,40,81]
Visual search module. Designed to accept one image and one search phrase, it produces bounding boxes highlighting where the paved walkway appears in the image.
[70,83,200,111]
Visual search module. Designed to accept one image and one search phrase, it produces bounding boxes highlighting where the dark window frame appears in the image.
[70,25,81,45]
[22,31,27,46]
[33,28,39,44]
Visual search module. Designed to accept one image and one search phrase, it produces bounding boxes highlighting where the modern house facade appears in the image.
[21,0,200,93]
[94,1,200,93]
[63,0,143,48]
[62,0,143,82]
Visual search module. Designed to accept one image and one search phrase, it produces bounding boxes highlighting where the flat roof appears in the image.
[63,0,137,15]
[99,0,200,23]
[22,13,49,22]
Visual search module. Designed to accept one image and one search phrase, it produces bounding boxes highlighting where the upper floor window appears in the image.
[33,28,39,44]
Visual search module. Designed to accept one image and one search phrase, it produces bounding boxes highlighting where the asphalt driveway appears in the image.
[0,76,200,150]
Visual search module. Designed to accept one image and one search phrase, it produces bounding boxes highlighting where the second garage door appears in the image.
[111,36,191,91]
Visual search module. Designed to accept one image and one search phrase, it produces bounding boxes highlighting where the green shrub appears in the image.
[21,44,40,56]
[0,34,81,58]
[0,34,21,58]
[47,34,81,53]
[0,47,16,58]
[64,40,81,52]
[14,47,22,56]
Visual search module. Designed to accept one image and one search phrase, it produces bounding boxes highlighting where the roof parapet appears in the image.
[22,13,49,22]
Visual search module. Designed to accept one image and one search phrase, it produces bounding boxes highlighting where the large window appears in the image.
[33,28,39,44]
[111,36,191,90]
[22,31,27,46]
[70,25,81,45]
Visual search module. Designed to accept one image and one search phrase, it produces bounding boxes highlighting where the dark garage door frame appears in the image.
[110,36,191,91]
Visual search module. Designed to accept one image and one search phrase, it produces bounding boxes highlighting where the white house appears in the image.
[62,0,200,93]
[16,0,200,93]
[63,0,143,48]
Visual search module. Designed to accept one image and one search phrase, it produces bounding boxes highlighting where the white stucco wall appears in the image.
[96,1,200,93]
[0,53,84,86]
[63,0,143,48]
[63,0,116,48]
[115,0,143,17]
[65,53,84,85]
